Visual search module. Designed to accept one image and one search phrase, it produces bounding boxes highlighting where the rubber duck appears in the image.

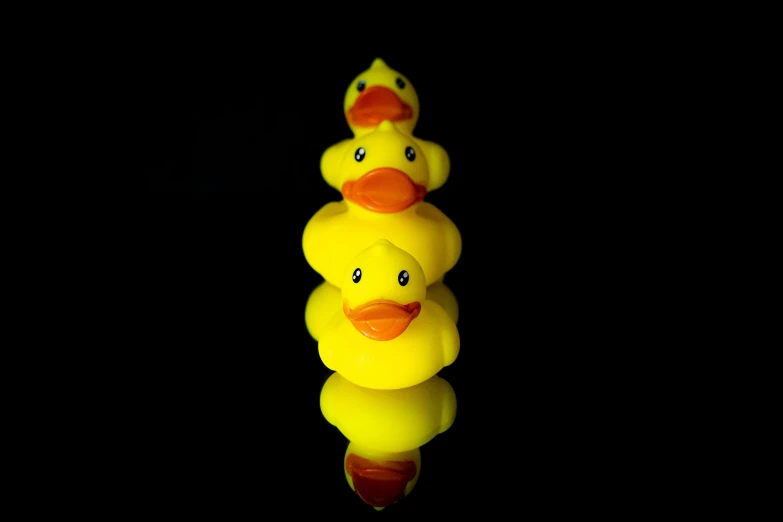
[303,120,462,289]
[317,239,459,390]
[320,372,457,453]
[320,58,450,195]
[343,443,421,511]
[305,279,458,341]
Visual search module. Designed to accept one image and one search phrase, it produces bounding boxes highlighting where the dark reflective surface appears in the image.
[148,42,648,516]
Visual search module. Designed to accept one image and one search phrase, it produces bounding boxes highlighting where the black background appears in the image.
[147,30,659,516]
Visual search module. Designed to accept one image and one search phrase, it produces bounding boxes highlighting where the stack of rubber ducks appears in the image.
[302,58,462,511]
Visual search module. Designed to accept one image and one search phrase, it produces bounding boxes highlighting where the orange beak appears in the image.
[346,86,413,127]
[341,168,426,213]
[346,453,417,508]
[343,299,421,341]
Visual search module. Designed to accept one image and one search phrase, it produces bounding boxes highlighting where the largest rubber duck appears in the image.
[302,120,462,289]
[320,58,450,195]
[317,239,459,390]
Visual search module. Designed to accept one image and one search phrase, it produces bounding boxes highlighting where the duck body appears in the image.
[319,299,459,390]
[303,200,460,290]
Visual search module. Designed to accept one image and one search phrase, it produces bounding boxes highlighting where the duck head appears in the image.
[339,120,430,213]
[342,239,426,342]
[344,58,419,137]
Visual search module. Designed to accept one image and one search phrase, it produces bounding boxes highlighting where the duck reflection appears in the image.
[343,444,421,511]
[320,372,457,510]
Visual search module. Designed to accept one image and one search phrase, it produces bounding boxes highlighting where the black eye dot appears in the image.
[352,268,362,283]
[405,146,416,161]
[396,77,405,89]
[355,147,366,162]
[398,270,409,286]
[357,79,366,92]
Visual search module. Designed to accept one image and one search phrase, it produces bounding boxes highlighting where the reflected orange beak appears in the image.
[343,299,421,341]
[346,453,417,508]
[341,168,426,213]
[346,85,413,127]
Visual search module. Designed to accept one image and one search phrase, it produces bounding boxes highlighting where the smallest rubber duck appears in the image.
[317,239,459,390]
[343,57,419,138]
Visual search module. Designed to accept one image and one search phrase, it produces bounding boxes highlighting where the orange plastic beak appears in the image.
[346,85,413,127]
[341,168,426,213]
[343,299,421,341]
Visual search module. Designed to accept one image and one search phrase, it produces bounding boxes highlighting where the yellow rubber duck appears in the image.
[317,239,459,390]
[320,372,457,453]
[303,120,462,289]
[320,58,450,195]
[305,279,458,341]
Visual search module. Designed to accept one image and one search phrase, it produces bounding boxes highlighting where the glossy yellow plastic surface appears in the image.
[320,372,457,453]
[303,120,462,289]
[321,58,450,194]
[317,239,459,390]
[344,443,421,511]
[305,279,459,342]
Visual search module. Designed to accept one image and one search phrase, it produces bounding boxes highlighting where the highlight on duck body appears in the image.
[320,372,457,510]
[303,120,462,290]
[317,239,459,390]
[320,58,449,196]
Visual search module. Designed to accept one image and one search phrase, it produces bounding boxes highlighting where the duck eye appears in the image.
[396,77,405,89]
[398,270,409,286]
[355,147,366,162]
[357,79,366,92]
[405,146,416,161]
[352,268,362,283]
